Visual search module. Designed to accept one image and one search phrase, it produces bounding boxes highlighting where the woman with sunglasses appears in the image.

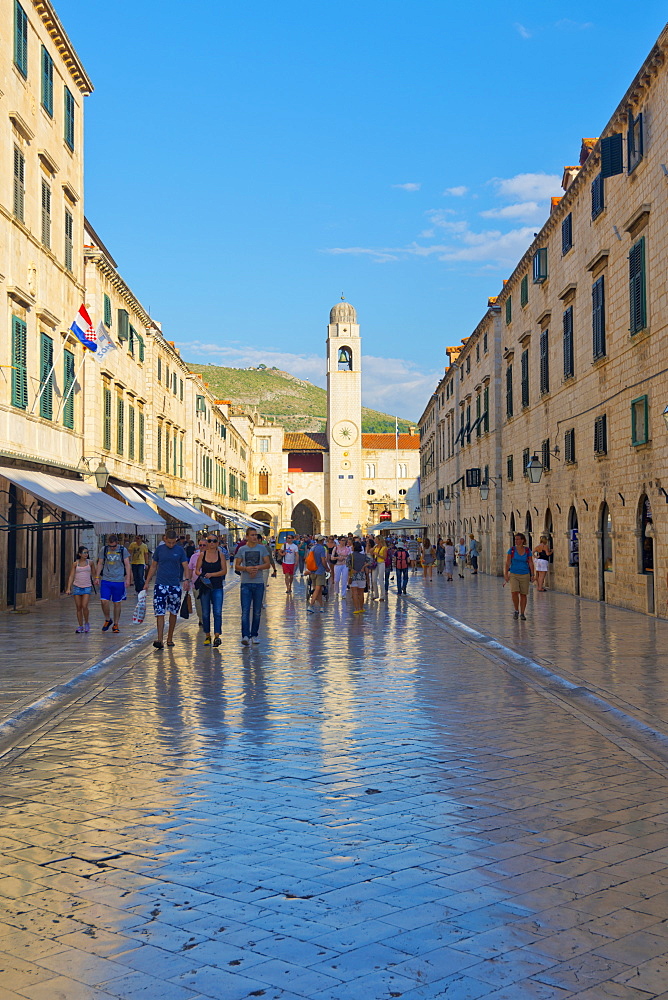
[195,535,227,646]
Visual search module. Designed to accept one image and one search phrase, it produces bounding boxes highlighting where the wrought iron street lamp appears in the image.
[527,454,543,484]
[79,457,110,489]
[479,483,490,501]
[155,482,167,500]
[426,503,433,515]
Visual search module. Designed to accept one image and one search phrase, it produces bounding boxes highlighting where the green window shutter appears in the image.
[14,2,28,77]
[520,274,528,308]
[157,424,162,471]
[521,349,529,407]
[601,133,623,177]
[627,110,644,173]
[539,329,549,395]
[592,277,606,358]
[561,213,573,255]
[117,309,129,341]
[138,334,145,363]
[629,237,646,334]
[591,174,604,219]
[64,87,75,150]
[173,432,177,476]
[541,439,551,472]
[157,357,162,381]
[631,395,649,446]
[13,146,25,222]
[475,393,481,438]
[483,386,489,432]
[138,410,145,463]
[64,209,73,272]
[594,414,607,456]
[63,349,75,428]
[565,428,576,463]
[505,296,512,325]
[103,385,112,450]
[41,180,51,248]
[103,294,112,327]
[532,248,548,283]
[179,436,183,477]
[507,454,513,482]
[179,379,184,401]
[522,448,530,477]
[128,405,135,460]
[11,317,28,409]
[41,46,53,115]
[129,325,136,357]
[506,364,513,418]
[39,333,54,419]
[563,306,574,378]
[116,396,124,455]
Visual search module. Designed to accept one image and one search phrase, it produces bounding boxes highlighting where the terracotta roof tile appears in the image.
[283,432,328,451]
[362,434,420,450]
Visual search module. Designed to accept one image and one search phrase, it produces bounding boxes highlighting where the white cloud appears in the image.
[175,341,438,420]
[555,18,593,30]
[491,172,561,202]
[443,185,468,197]
[480,201,546,222]
[392,182,421,192]
[514,22,531,39]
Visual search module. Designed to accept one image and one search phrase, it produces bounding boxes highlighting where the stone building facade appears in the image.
[419,24,668,617]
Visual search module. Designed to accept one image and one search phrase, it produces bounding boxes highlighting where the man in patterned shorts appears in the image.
[142,530,191,649]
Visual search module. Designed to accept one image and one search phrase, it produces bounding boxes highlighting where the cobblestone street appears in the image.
[2,574,668,999]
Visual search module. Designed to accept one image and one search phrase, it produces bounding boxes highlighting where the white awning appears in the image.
[108,484,166,532]
[211,506,253,528]
[168,497,220,531]
[0,465,162,534]
[134,488,199,530]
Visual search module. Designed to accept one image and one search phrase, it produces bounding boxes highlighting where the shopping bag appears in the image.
[179,594,190,619]
[132,590,147,625]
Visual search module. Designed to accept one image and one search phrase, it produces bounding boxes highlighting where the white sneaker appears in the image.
[241,636,250,646]
[251,636,260,644]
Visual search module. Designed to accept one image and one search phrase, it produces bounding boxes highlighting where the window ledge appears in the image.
[624,202,650,237]
[592,354,609,368]
[591,208,607,224]
[562,374,576,384]
[586,248,610,272]
[632,440,651,450]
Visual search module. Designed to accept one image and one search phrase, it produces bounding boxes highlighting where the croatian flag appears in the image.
[70,305,97,351]
[286,486,294,496]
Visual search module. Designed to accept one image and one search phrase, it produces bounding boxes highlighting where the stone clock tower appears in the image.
[326,298,363,534]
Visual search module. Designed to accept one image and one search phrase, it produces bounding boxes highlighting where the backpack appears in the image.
[395,548,409,570]
[305,549,318,573]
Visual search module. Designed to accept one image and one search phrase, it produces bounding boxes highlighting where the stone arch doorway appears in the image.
[251,511,272,536]
[599,501,613,601]
[544,508,554,564]
[568,506,579,595]
[525,510,533,550]
[291,500,321,536]
[638,494,655,613]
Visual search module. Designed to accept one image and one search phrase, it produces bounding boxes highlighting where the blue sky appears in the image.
[60,1,666,419]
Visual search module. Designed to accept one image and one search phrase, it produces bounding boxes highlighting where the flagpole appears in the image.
[55,351,86,420]
[395,416,399,515]
[29,340,66,414]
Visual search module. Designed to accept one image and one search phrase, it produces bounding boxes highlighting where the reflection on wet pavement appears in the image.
[1,577,668,999]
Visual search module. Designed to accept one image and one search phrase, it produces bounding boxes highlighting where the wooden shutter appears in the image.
[116,394,124,454]
[601,133,623,177]
[520,274,528,307]
[565,428,576,463]
[157,423,162,470]
[63,349,75,428]
[561,214,573,255]
[540,330,549,395]
[507,454,514,482]
[522,448,530,477]
[138,334,145,363]
[592,277,606,358]
[157,357,162,381]
[627,111,644,173]
[103,385,112,450]
[103,294,112,327]
[475,394,481,437]
[505,297,512,325]
[128,405,135,459]
[533,248,547,283]
[506,365,513,417]
[563,307,574,379]
[139,409,145,463]
[594,414,607,455]
[64,87,75,149]
[11,317,28,409]
[64,210,73,272]
[521,349,529,407]
[541,439,550,472]
[41,46,53,114]
[483,386,489,432]
[117,309,129,341]
[39,333,53,419]
[13,147,25,221]
[41,180,51,248]
[14,2,28,76]
[629,238,646,334]
[591,174,604,219]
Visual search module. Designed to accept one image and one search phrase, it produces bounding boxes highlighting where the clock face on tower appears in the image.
[331,420,358,446]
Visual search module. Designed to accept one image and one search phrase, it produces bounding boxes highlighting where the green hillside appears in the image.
[186,363,414,434]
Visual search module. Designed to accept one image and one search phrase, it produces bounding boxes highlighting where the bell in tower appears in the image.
[337,346,353,371]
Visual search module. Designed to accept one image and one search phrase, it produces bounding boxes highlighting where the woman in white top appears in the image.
[331,536,352,597]
[533,535,552,592]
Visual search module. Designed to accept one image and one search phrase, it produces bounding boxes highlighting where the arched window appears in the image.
[258,468,269,495]
[364,463,376,479]
[337,346,353,371]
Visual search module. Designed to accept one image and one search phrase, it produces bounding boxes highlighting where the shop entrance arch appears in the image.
[291,500,321,536]
[639,494,654,613]
[568,506,579,595]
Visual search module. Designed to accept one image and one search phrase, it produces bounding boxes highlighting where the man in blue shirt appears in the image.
[308,534,330,613]
[143,530,190,649]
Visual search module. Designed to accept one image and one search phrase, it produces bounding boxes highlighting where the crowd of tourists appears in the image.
[65,525,553,644]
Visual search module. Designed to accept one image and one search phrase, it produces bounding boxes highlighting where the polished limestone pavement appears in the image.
[1,576,668,998]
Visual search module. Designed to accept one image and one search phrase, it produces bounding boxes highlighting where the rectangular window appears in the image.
[483,386,489,432]
[629,237,647,335]
[563,306,574,379]
[41,180,51,248]
[507,455,514,482]
[627,109,644,173]
[476,343,480,363]
[466,356,470,374]
[483,332,488,353]
[520,273,529,308]
[591,173,605,219]
[521,349,529,408]
[128,404,135,460]
[165,365,170,387]
[157,358,162,382]
[505,296,512,325]
[506,364,513,418]
[565,428,576,464]
[594,414,607,455]
[258,437,270,452]
[475,394,481,438]
[14,2,28,77]
[522,448,530,477]
[541,438,551,473]
[533,247,548,284]
[103,293,112,327]
[173,431,178,476]
[64,87,75,150]
[13,146,25,222]
[631,395,649,446]
[63,349,75,429]
[179,378,183,401]
[179,436,184,477]
[39,332,53,419]
[11,317,28,409]
[41,46,54,115]
[103,383,112,450]
[116,394,124,455]
[64,209,73,271]
[561,213,573,255]
[138,408,145,463]
[172,372,177,395]
[138,334,145,363]
[592,276,606,359]
[539,329,549,395]
[117,308,129,342]
[157,423,162,471]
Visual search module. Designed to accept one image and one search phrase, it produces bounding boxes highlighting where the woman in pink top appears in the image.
[331,537,352,597]
[65,545,99,632]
